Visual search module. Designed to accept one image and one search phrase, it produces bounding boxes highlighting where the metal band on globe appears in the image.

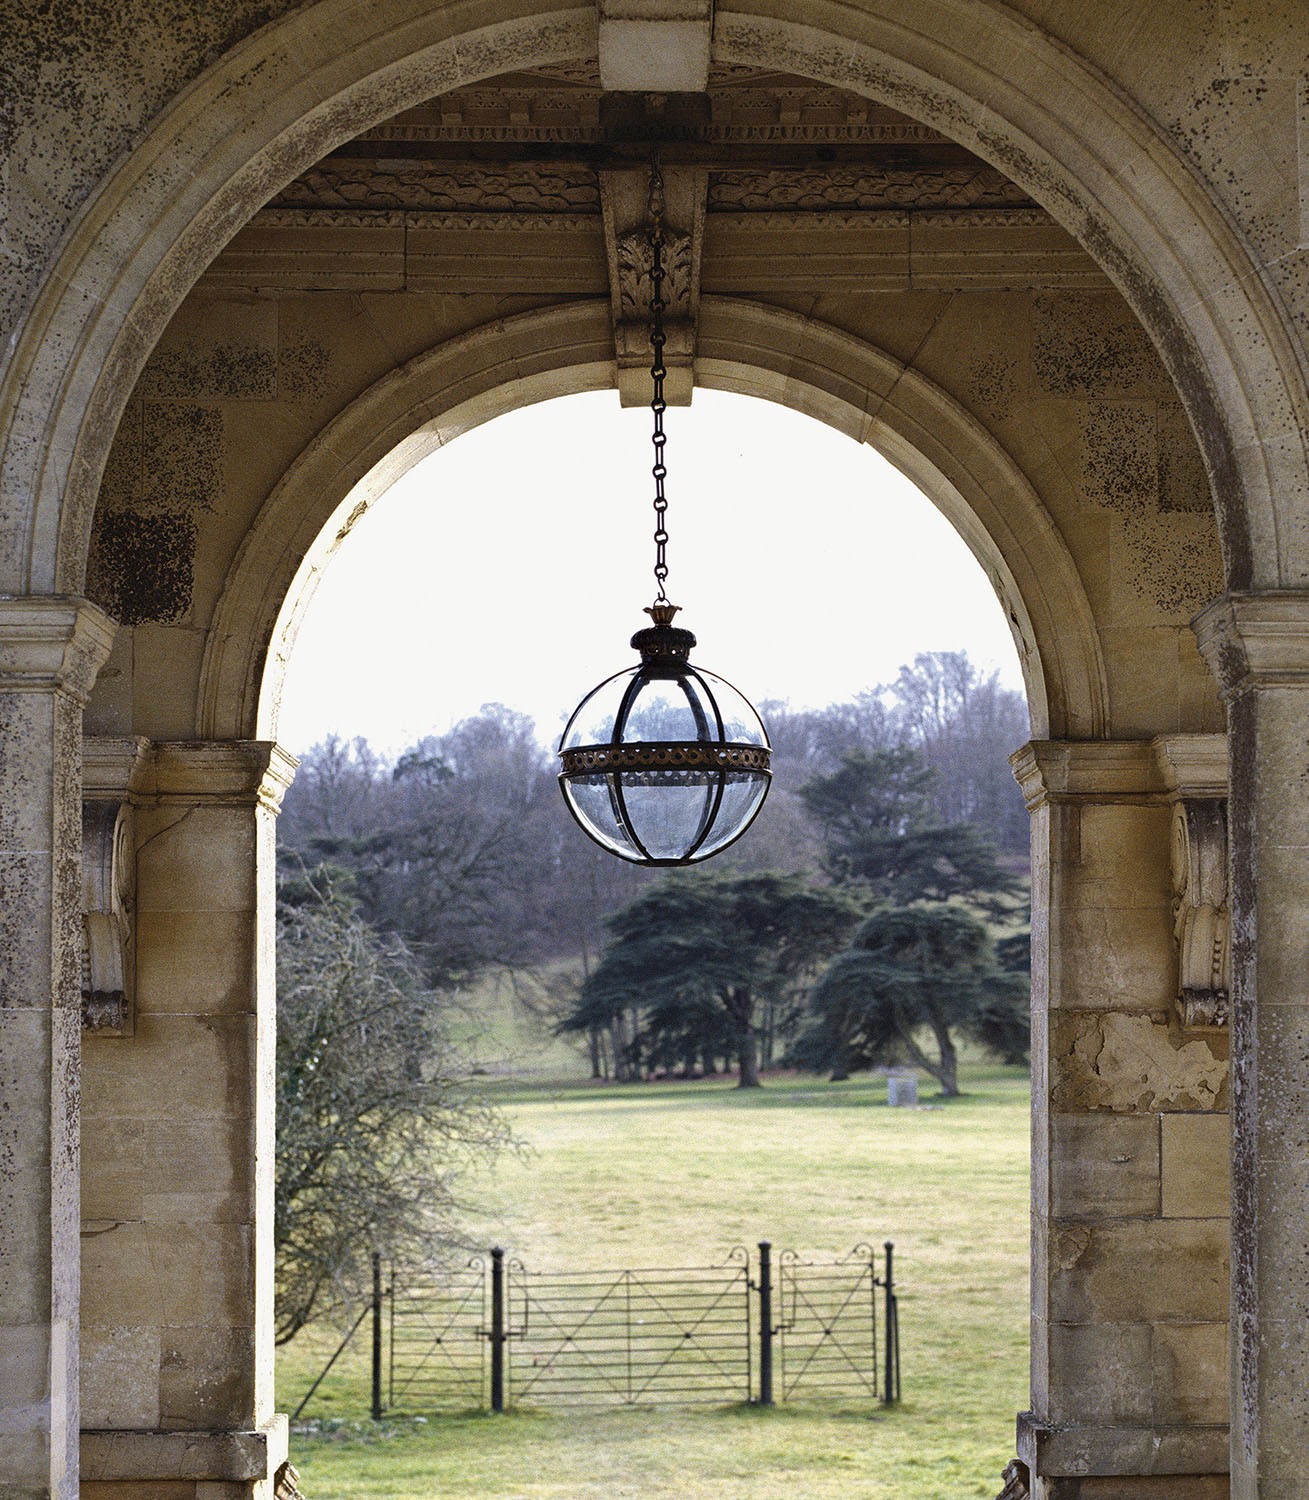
[560,743,772,776]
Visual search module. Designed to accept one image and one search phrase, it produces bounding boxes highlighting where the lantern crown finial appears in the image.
[631,607,696,662]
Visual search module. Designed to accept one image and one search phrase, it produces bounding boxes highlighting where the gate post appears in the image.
[883,1240,897,1404]
[371,1252,384,1421]
[490,1246,506,1413]
[757,1241,774,1406]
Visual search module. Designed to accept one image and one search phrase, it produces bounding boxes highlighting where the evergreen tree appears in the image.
[560,873,862,1087]
[800,748,1023,916]
[793,904,1028,1095]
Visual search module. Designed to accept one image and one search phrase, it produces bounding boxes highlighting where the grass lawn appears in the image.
[278,1066,1030,1499]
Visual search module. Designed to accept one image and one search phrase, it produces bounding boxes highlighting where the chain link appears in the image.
[648,155,670,606]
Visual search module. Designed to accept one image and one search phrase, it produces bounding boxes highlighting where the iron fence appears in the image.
[293,1241,899,1418]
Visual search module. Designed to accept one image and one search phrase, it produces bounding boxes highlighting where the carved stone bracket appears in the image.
[601,166,706,405]
[1169,799,1230,1029]
[1155,734,1230,1030]
[81,737,151,1035]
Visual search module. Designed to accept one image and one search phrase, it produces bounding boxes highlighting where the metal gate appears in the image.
[508,1251,753,1406]
[388,1258,489,1411]
[775,1244,897,1402]
[292,1240,901,1418]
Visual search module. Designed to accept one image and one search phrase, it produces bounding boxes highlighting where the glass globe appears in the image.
[558,608,771,865]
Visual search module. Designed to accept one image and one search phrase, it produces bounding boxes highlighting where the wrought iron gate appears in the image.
[508,1250,753,1406]
[775,1244,897,1402]
[292,1240,900,1418]
[388,1259,489,1411]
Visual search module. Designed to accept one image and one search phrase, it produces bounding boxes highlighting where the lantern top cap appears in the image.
[631,604,697,662]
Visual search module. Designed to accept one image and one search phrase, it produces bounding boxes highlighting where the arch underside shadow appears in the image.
[200,298,1107,745]
[5,1,1305,609]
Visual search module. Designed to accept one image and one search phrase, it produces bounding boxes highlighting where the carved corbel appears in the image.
[1169,798,1230,1029]
[601,166,706,406]
[82,801,136,1033]
[82,737,149,1034]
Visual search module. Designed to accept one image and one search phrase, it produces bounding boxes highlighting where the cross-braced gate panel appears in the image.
[776,1245,888,1401]
[507,1252,753,1406]
[387,1259,488,1411]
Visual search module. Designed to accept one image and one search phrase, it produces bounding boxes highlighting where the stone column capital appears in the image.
[138,740,299,813]
[1151,733,1228,800]
[1194,590,1309,699]
[1009,740,1164,810]
[0,595,115,703]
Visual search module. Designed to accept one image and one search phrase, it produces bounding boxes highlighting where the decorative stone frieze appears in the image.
[706,167,1033,211]
[274,163,601,214]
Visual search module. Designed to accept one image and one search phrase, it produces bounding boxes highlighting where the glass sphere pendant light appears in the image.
[558,159,772,866]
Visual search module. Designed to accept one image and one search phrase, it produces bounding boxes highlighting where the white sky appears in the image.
[276,390,1026,758]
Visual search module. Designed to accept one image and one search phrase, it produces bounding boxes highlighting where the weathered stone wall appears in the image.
[79,741,294,1500]
[81,276,1224,744]
[1015,742,1231,1500]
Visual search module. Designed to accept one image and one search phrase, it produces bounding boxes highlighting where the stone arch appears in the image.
[3,1,1304,609]
[198,297,1106,744]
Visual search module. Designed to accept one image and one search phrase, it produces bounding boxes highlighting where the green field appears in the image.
[277,1064,1030,1499]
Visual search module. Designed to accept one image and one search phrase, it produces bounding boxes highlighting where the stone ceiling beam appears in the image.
[597,1,712,94]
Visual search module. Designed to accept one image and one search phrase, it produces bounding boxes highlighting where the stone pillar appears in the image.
[1012,741,1230,1500]
[0,599,114,1500]
[79,741,296,1500]
[1195,594,1309,1500]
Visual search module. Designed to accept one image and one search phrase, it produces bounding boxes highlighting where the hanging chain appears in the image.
[648,155,670,607]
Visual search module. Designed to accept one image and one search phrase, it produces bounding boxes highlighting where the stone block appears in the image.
[1051,1012,1227,1112]
[80,1013,255,1123]
[1038,1478,1229,1499]
[0,853,54,1002]
[134,809,258,915]
[1153,1322,1229,1424]
[1250,1003,1309,1160]
[1020,1410,1229,1481]
[139,296,277,401]
[79,1326,162,1427]
[81,1417,286,1484]
[1047,1323,1153,1424]
[0,694,54,846]
[0,1430,55,1490]
[703,215,910,293]
[138,1117,252,1223]
[160,1327,257,1429]
[1061,803,1173,906]
[82,1487,196,1500]
[128,627,208,742]
[0,1324,50,1404]
[203,222,406,293]
[1051,904,1176,1011]
[1051,1113,1160,1218]
[81,1116,144,1219]
[82,1221,254,1330]
[133,910,258,1016]
[1049,1219,1228,1323]
[407,222,607,295]
[1160,1114,1230,1217]
[911,213,1102,290]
